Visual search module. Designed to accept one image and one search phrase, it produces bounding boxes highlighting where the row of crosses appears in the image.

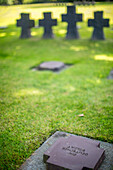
[17,6,110,40]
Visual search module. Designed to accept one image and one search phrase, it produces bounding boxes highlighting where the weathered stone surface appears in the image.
[37,61,66,72]
[17,13,35,38]
[44,135,105,170]
[88,11,109,40]
[62,6,83,39]
[108,69,113,79]
[19,131,113,170]
[0,26,8,29]
[39,12,57,39]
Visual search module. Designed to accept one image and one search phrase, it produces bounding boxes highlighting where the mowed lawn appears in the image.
[0,2,113,169]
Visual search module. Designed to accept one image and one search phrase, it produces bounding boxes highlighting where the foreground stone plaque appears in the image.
[88,11,109,40]
[44,135,105,170]
[19,131,113,170]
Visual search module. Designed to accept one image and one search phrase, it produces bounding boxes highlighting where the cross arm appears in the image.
[88,19,94,27]
[17,19,21,27]
[76,14,82,22]
[52,19,57,26]
[39,19,44,27]
[103,19,109,27]
[62,14,67,22]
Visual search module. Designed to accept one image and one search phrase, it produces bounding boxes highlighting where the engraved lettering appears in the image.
[62,145,88,156]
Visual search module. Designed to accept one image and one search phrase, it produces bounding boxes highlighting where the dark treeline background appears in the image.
[0,0,112,5]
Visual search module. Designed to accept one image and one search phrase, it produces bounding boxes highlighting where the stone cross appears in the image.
[62,6,83,39]
[39,12,57,39]
[17,13,35,39]
[88,11,109,40]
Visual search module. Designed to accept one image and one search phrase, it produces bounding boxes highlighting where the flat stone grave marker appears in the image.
[44,135,105,170]
[88,11,109,40]
[62,6,83,39]
[31,61,72,72]
[0,26,8,29]
[107,69,113,79]
[39,12,57,39]
[17,13,35,38]
[19,131,113,170]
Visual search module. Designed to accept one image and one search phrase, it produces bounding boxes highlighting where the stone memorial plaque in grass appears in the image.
[0,26,8,29]
[31,61,72,72]
[44,135,105,170]
[62,6,83,39]
[88,11,109,40]
[107,69,113,79]
[17,13,35,39]
[39,12,57,39]
[19,131,113,170]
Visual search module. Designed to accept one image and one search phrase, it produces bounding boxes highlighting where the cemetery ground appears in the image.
[0,2,113,170]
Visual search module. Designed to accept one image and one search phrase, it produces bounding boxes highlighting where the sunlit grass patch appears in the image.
[0,32,6,37]
[94,54,113,61]
[14,88,44,96]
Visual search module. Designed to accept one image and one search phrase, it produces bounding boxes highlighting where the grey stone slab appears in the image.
[17,13,35,39]
[88,11,109,40]
[38,61,65,71]
[107,69,113,79]
[0,26,8,29]
[19,131,113,170]
[31,61,72,72]
[39,12,57,39]
[62,6,83,39]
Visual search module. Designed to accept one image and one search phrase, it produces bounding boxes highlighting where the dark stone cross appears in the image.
[88,11,109,40]
[39,12,57,39]
[17,13,35,39]
[62,6,83,39]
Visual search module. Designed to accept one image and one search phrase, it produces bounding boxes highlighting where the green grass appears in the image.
[0,3,113,170]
